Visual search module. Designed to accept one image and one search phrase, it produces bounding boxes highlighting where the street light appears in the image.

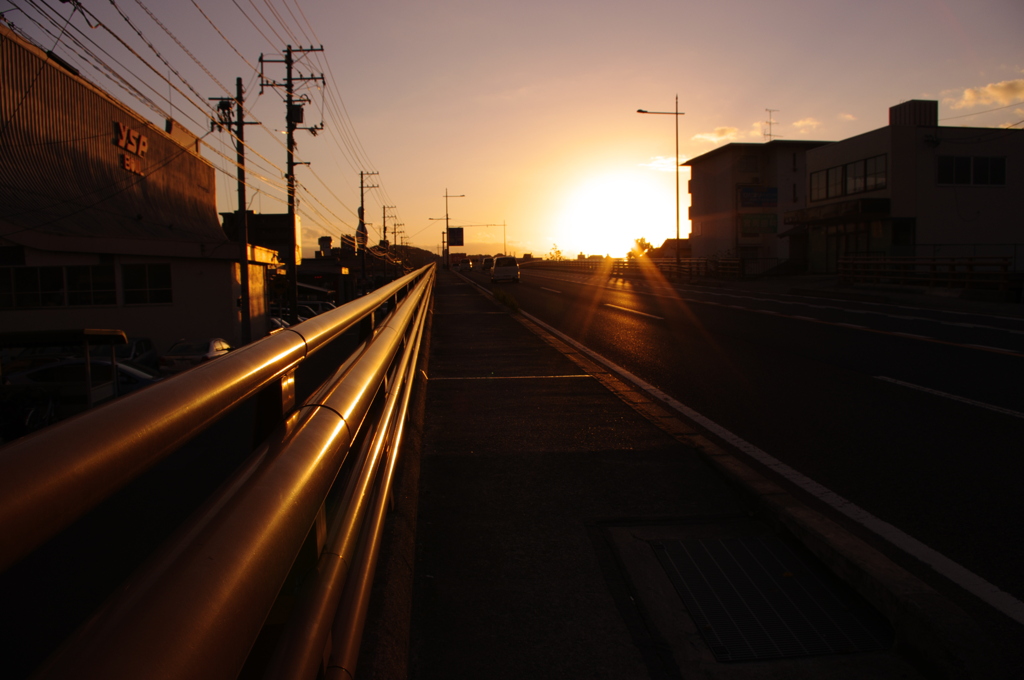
[638,95,685,269]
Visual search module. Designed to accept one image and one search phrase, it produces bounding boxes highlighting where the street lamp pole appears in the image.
[638,96,685,269]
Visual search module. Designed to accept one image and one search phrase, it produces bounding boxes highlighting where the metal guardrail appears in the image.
[839,256,1013,290]
[0,263,435,679]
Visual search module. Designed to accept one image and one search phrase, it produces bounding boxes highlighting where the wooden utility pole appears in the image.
[211,77,258,343]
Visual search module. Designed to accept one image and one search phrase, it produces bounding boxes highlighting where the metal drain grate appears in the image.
[652,536,893,662]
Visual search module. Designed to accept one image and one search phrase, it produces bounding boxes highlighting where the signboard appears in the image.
[448,227,464,247]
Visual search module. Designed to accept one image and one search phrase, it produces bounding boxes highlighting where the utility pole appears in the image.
[260,45,324,324]
[381,204,395,278]
[211,77,259,344]
[358,171,379,282]
[392,221,403,274]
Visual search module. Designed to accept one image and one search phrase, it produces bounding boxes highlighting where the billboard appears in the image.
[448,227,464,247]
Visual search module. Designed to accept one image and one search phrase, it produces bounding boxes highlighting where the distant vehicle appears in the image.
[491,256,520,283]
[482,257,494,272]
[159,338,233,374]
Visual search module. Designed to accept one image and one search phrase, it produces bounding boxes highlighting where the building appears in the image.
[684,140,830,262]
[0,25,278,350]
[782,100,1024,273]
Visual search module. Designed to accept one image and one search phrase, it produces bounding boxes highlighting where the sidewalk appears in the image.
[404,270,971,679]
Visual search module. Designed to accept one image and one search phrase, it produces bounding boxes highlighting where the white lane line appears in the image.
[875,376,1024,419]
[540,287,562,294]
[520,309,1024,625]
[604,303,664,320]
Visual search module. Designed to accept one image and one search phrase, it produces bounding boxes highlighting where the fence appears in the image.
[838,256,1013,290]
[0,264,435,680]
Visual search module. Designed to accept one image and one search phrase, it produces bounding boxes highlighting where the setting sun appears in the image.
[552,169,680,258]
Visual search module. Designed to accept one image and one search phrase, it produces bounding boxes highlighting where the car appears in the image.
[481,257,494,272]
[114,337,159,369]
[491,256,520,283]
[5,358,161,394]
[3,358,162,423]
[159,338,233,374]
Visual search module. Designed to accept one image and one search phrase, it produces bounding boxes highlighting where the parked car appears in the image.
[114,337,159,369]
[491,256,520,283]
[3,358,162,424]
[5,358,161,394]
[159,338,233,374]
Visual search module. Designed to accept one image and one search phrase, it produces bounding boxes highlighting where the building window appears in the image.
[0,266,65,308]
[67,265,116,306]
[865,155,887,190]
[810,154,887,202]
[810,171,826,201]
[827,167,843,198]
[122,263,172,304]
[845,160,865,194]
[938,156,1005,185]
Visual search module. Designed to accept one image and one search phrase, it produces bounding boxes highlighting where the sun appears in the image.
[553,169,678,258]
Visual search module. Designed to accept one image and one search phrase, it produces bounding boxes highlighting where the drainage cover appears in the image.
[652,536,893,662]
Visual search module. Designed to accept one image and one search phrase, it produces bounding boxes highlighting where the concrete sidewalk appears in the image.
[401,271,993,679]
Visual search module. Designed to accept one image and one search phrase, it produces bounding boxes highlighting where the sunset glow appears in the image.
[553,170,679,258]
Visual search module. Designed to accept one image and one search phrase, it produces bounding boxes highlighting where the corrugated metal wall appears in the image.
[0,26,224,244]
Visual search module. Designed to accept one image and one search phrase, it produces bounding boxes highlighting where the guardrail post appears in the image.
[253,369,297,442]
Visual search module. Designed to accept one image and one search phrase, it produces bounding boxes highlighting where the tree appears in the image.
[633,237,653,257]
[548,244,563,261]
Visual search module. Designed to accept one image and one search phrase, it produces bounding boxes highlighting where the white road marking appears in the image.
[540,287,562,294]
[521,309,1024,625]
[604,304,664,320]
[875,376,1024,419]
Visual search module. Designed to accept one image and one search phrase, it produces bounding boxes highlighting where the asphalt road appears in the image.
[462,266,1024,625]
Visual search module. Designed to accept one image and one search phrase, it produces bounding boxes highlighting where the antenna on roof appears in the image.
[763,108,783,141]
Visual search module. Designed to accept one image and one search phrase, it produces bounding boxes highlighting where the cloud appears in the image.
[691,126,739,144]
[639,156,683,172]
[950,79,1024,109]
[839,113,856,121]
[792,117,822,133]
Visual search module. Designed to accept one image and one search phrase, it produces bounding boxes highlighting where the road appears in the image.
[462,265,1024,626]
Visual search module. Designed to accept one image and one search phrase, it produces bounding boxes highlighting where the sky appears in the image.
[4,0,1023,259]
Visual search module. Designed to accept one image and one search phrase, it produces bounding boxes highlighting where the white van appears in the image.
[491,256,520,283]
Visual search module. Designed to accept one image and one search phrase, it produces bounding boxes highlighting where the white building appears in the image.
[782,100,1024,273]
